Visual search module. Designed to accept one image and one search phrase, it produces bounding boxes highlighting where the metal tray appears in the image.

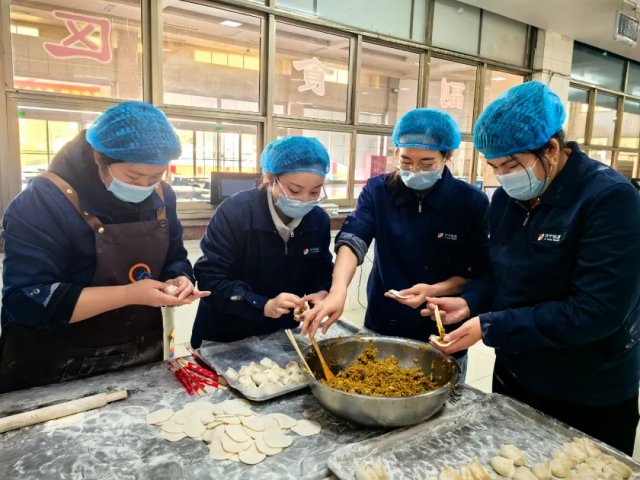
[199,321,360,402]
[327,393,640,480]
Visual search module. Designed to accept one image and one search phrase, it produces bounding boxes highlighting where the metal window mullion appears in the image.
[584,89,596,147]
[146,0,164,105]
[347,35,361,126]
[418,50,429,108]
[347,130,357,206]
[470,63,486,184]
[264,13,276,146]
[425,0,435,46]
[0,0,20,214]
[612,95,624,170]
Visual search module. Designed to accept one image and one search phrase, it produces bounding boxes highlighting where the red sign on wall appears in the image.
[43,10,112,63]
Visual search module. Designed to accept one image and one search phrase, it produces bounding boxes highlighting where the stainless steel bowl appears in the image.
[303,335,459,428]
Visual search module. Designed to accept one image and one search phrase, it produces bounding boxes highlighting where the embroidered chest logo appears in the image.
[437,232,458,241]
[303,247,320,255]
[537,233,562,243]
[128,263,153,283]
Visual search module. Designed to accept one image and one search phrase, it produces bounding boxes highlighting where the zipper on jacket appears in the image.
[517,201,540,226]
[418,200,423,213]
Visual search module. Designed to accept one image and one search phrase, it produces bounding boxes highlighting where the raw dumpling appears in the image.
[562,442,588,462]
[500,444,527,466]
[549,458,571,478]
[355,463,379,480]
[513,467,538,480]
[531,461,552,480]
[608,461,633,479]
[469,459,493,480]
[491,457,515,478]
[460,465,475,480]
[440,464,462,480]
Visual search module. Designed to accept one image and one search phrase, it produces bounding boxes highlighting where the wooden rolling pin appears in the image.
[0,390,127,434]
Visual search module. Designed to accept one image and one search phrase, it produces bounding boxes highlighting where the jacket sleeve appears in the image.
[305,212,334,294]
[334,180,376,265]
[480,183,640,353]
[158,183,194,283]
[2,179,85,330]
[459,193,494,316]
[194,200,269,322]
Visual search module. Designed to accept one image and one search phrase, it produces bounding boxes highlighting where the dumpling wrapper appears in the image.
[226,424,251,443]
[429,334,456,348]
[146,408,174,425]
[291,419,321,436]
[161,430,186,442]
[255,436,282,456]
[263,429,293,449]
[221,433,252,453]
[183,417,206,438]
[267,413,297,429]
[209,436,234,460]
[239,444,267,465]
[242,415,265,431]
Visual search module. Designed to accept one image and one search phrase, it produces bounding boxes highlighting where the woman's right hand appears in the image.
[264,292,303,319]
[420,297,470,325]
[299,289,347,337]
[125,279,180,307]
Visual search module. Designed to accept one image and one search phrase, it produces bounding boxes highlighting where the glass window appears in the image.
[626,62,640,96]
[276,0,428,42]
[358,43,419,125]
[483,71,524,110]
[10,0,142,100]
[449,141,474,182]
[620,100,640,149]
[588,150,612,166]
[591,94,618,147]
[432,0,480,56]
[571,43,625,91]
[17,106,99,189]
[479,11,528,66]
[162,4,261,112]
[617,152,638,178]
[275,23,350,122]
[354,134,394,199]
[169,119,258,202]
[565,87,589,144]
[277,128,351,199]
[427,58,477,133]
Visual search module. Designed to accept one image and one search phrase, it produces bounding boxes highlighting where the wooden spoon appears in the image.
[310,336,334,380]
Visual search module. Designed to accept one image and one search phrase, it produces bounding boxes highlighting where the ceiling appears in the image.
[458,0,640,62]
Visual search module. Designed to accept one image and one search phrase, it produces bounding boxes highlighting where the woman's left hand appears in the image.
[164,276,210,305]
[384,283,434,309]
[301,290,329,306]
[430,317,482,355]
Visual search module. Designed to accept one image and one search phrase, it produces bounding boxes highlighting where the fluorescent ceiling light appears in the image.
[221,20,242,27]
[492,76,507,81]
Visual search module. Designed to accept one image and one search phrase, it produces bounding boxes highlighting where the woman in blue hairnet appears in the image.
[428,81,640,454]
[300,109,491,374]
[190,136,333,345]
[0,102,208,392]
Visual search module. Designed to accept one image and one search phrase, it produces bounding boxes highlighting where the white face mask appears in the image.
[496,159,550,201]
[106,167,158,203]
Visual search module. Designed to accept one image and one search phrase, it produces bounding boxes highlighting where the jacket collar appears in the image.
[538,142,589,207]
[389,166,453,211]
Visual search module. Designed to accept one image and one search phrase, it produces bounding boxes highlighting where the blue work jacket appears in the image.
[336,167,491,345]
[1,132,193,330]
[192,188,333,345]
[480,143,640,405]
